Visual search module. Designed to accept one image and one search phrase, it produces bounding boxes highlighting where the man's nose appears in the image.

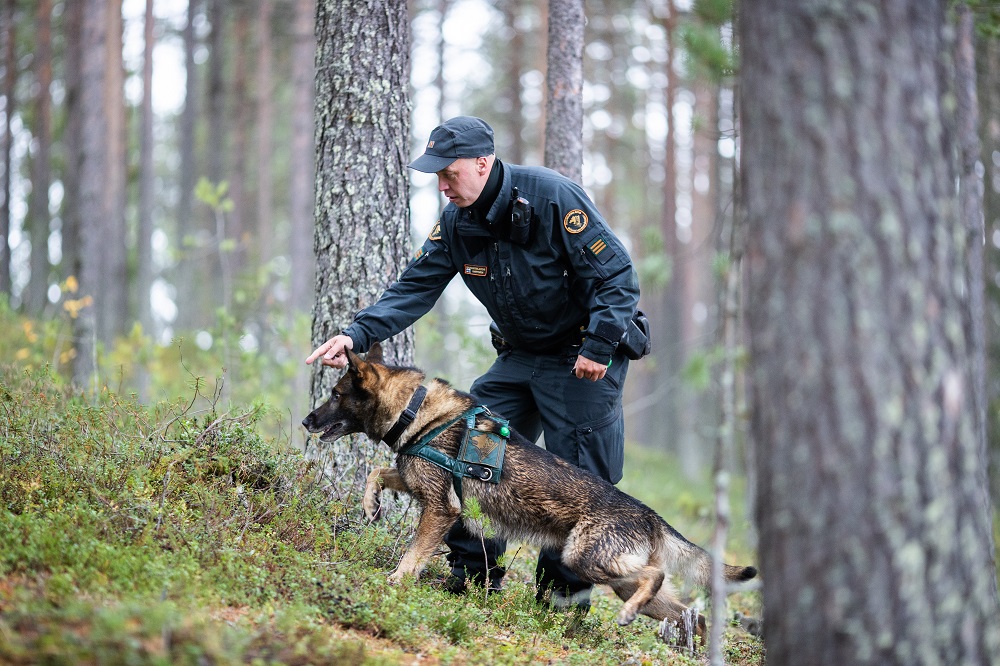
[437,177,447,192]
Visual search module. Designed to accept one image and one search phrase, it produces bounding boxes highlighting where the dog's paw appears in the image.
[387,570,408,585]
[362,486,383,521]
[616,608,638,626]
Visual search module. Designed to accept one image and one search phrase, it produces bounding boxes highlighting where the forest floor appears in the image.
[0,364,764,665]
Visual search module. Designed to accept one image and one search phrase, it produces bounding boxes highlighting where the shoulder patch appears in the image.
[428,221,442,241]
[563,209,589,234]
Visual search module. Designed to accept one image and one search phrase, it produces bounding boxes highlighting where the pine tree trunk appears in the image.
[978,2,1000,516]
[175,0,199,330]
[137,0,155,337]
[228,6,250,277]
[543,0,583,182]
[97,0,127,345]
[0,0,15,298]
[310,0,412,492]
[255,0,274,266]
[741,1,1000,662]
[288,0,315,317]
[60,0,83,292]
[26,0,52,316]
[74,0,115,386]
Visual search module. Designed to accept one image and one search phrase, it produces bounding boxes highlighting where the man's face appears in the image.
[436,157,490,208]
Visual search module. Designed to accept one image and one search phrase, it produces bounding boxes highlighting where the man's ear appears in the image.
[366,341,384,364]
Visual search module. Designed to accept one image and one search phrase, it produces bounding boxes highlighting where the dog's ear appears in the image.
[345,348,366,374]
[366,341,384,364]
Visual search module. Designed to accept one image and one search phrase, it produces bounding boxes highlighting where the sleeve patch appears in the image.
[563,209,589,234]
[428,221,442,241]
[587,236,615,264]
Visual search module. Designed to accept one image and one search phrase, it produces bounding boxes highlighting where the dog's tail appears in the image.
[666,524,758,587]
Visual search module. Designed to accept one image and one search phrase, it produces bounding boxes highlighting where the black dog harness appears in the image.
[384,386,509,499]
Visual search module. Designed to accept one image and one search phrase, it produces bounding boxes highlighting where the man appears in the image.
[306,116,641,612]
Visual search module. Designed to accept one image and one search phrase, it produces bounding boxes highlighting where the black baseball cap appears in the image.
[408,116,495,173]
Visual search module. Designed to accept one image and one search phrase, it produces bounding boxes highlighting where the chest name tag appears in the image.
[457,427,507,483]
[464,264,488,277]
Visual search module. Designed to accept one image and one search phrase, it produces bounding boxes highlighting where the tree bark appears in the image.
[978,2,1000,515]
[26,0,53,316]
[543,0,583,182]
[98,0,127,344]
[137,0,155,337]
[60,0,83,292]
[288,0,315,316]
[175,0,200,330]
[311,0,412,492]
[741,1,1000,663]
[74,0,128,386]
[228,6,250,276]
[255,0,274,266]
[0,0,15,298]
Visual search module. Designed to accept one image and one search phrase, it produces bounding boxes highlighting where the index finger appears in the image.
[305,341,331,365]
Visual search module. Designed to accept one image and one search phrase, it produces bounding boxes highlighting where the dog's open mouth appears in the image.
[319,423,346,441]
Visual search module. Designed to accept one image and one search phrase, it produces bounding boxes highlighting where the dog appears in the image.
[302,342,757,638]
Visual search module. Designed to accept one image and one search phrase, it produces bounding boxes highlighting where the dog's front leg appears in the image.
[363,467,408,521]
[388,500,460,584]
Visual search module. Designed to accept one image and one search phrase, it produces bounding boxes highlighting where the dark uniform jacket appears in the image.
[343,162,640,365]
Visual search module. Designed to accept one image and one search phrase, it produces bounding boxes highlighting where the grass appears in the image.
[0,363,763,665]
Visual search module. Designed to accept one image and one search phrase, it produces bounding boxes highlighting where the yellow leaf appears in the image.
[64,275,79,294]
[15,348,30,360]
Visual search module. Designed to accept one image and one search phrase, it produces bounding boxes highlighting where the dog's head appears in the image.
[301,342,422,444]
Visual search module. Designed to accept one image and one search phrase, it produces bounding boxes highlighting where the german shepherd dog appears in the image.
[302,342,757,638]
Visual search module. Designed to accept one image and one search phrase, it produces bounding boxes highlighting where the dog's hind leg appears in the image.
[363,467,407,521]
[611,566,666,626]
[619,579,706,644]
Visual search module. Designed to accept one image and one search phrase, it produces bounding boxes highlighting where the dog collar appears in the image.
[382,385,427,447]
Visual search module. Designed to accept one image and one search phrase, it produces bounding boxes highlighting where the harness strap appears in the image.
[399,406,492,499]
[382,385,428,447]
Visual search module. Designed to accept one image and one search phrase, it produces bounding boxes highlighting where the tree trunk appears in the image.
[978,3,1000,515]
[228,6,250,277]
[137,0,155,336]
[175,0,200,331]
[543,0,583,182]
[741,1,1000,663]
[60,0,83,292]
[202,0,226,323]
[0,0,15,298]
[26,0,53,316]
[255,0,274,266]
[311,0,412,492]
[500,0,525,165]
[74,0,127,386]
[288,0,315,316]
[98,0,127,345]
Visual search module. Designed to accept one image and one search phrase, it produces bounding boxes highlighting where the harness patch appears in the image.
[464,264,488,277]
[458,427,506,483]
[563,209,589,234]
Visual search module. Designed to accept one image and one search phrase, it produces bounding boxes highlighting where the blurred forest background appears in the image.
[1,0,999,515]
